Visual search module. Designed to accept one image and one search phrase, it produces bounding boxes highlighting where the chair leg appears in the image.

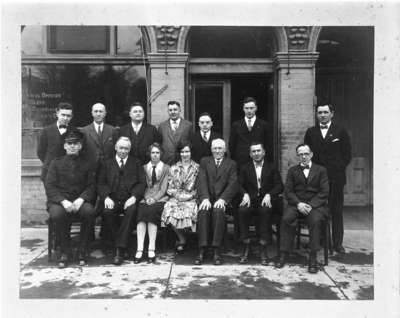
[296,223,301,249]
[324,220,329,266]
[48,219,53,262]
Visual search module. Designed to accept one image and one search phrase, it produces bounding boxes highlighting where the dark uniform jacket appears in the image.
[229,118,273,165]
[197,156,238,204]
[238,161,283,202]
[190,130,222,164]
[304,123,351,185]
[97,156,146,202]
[284,163,329,213]
[45,154,96,204]
[37,123,76,181]
[118,122,161,165]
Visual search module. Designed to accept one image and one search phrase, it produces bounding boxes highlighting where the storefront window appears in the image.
[22,64,147,159]
[48,26,109,53]
[21,26,44,55]
[116,26,144,55]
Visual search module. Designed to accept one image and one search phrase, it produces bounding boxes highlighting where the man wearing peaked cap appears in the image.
[45,128,96,268]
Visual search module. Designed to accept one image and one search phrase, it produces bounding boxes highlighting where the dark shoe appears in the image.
[58,253,68,268]
[259,244,268,266]
[134,250,144,264]
[78,250,87,266]
[113,248,124,265]
[239,243,250,264]
[213,249,223,265]
[194,248,204,265]
[308,254,318,274]
[147,250,156,264]
[275,252,287,269]
[334,246,346,254]
[175,241,186,253]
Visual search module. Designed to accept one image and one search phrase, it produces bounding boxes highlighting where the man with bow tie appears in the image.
[190,112,222,163]
[304,102,351,254]
[276,144,329,273]
[37,102,75,183]
[158,100,193,165]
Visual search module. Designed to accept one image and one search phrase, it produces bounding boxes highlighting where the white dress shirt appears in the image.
[94,122,104,134]
[245,116,256,130]
[131,121,143,134]
[146,161,164,179]
[170,118,181,131]
[116,155,128,167]
[57,122,67,135]
[301,161,312,178]
[320,121,331,139]
[201,130,210,142]
[253,160,264,189]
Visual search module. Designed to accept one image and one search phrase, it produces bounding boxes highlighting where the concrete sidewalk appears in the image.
[19,207,373,299]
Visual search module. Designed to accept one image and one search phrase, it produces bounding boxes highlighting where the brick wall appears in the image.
[278,68,315,181]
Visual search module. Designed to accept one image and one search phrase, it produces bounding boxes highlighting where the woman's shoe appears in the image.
[134,250,143,264]
[147,250,156,263]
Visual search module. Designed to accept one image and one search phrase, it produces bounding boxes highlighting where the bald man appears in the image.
[80,103,117,173]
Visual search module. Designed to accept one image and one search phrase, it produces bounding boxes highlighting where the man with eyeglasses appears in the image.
[276,144,329,274]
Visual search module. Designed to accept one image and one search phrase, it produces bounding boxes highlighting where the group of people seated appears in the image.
[38,96,351,275]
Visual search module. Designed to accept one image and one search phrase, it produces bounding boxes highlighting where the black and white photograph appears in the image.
[2,1,400,318]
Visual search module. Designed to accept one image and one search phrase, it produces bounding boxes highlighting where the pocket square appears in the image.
[332,138,340,142]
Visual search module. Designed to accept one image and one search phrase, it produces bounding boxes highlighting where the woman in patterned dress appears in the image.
[135,143,170,263]
[161,141,199,252]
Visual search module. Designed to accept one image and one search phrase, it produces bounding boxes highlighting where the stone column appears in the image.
[147,53,189,126]
[274,51,319,180]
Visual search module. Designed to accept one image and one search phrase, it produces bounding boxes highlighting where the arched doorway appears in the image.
[315,26,374,206]
[186,26,279,160]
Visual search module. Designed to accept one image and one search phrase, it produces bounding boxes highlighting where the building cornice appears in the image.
[274,51,319,69]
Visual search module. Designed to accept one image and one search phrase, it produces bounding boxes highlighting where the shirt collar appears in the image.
[253,160,264,168]
[245,116,256,124]
[170,118,181,125]
[300,161,312,168]
[116,155,128,165]
[94,122,103,129]
[131,121,143,128]
[57,122,68,129]
[147,161,163,169]
[320,121,331,129]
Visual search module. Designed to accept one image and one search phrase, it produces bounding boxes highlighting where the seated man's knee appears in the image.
[212,207,225,217]
[80,203,96,219]
[48,204,67,221]
[237,206,250,216]
[258,206,272,216]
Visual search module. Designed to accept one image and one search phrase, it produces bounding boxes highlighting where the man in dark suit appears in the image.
[118,102,161,165]
[237,142,283,265]
[45,129,96,268]
[191,112,222,163]
[80,103,117,172]
[97,136,146,265]
[276,144,329,274]
[304,102,351,254]
[229,96,273,167]
[196,139,239,265]
[37,102,75,183]
[158,100,193,165]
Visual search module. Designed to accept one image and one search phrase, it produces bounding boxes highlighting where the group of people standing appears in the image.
[37,96,351,274]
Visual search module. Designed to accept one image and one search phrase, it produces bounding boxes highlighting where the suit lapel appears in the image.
[296,165,308,183]
[307,163,316,183]
[249,162,258,188]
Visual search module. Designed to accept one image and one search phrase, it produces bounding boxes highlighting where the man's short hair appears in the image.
[211,138,226,148]
[129,102,144,112]
[296,143,312,153]
[56,102,73,112]
[243,96,257,106]
[249,141,265,150]
[115,136,132,147]
[316,100,334,112]
[92,102,106,111]
[198,112,212,121]
[167,100,180,108]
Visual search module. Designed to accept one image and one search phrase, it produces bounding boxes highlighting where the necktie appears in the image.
[97,125,102,135]
[202,132,208,142]
[120,159,124,169]
[247,119,252,131]
[320,125,328,129]
[216,159,221,167]
[172,120,178,131]
[59,124,67,129]
[301,164,310,170]
[151,165,157,186]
